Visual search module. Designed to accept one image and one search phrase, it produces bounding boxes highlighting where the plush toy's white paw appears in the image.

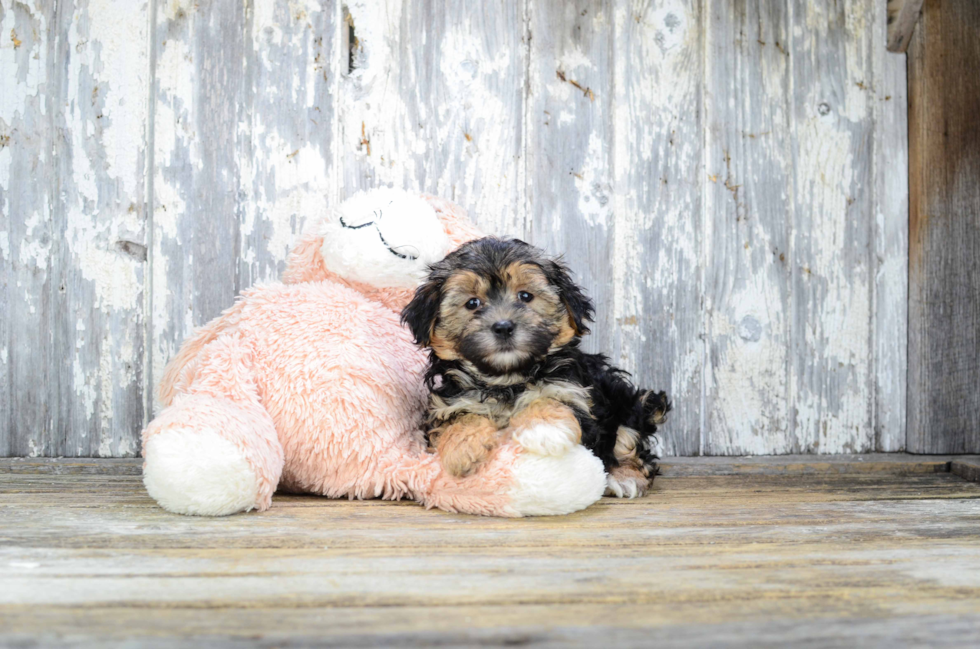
[143,428,259,517]
[605,474,646,499]
[506,446,606,516]
[512,421,579,456]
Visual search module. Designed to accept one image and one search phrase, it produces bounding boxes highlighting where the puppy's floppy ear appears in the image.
[543,258,595,335]
[401,274,444,346]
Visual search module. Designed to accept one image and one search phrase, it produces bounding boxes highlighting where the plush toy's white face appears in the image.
[318,188,451,289]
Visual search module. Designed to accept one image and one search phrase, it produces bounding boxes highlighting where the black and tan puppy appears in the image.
[401,237,670,498]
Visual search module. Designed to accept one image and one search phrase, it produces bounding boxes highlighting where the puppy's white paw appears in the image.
[604,473,647,499]
[512,421,579,456]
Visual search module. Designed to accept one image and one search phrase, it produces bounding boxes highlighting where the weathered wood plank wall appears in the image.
[1,0,908,457]
[907,0,980,454]
[0,0,149,457]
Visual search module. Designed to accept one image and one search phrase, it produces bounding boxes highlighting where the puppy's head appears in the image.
[401,237,594,375]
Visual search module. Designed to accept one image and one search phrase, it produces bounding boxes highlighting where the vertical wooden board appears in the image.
[525,0,612,356]
[0,0,34,456]
[338,0,526,237]
[1,0,57,456]
[907,0,980,454]
[0,0,148,457]
[152,1,340,407]
[238,1,338,288]
[609,0,701,456]
[789,0,876,453]
[150,0,245,407]
[873,3,908,452]
[702,1,793,454]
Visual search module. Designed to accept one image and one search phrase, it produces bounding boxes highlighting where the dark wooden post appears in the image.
[907,0,980,453]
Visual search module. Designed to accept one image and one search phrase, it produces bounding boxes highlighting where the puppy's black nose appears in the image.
[491,320,515,339]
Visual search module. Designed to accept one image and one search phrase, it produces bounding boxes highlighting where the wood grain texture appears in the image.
[789,0,876,454]
[2,0,912,457]
[338,0,527,237]
[0,0,149,457]
[523,0,605,298]
[609,1,702,456]
[0,457,143,474]
[659,452,962,476]
[7,453,969,476]
[3,609,980,649]
[525,0,702,455]
[703,0,793,454]
[150,0,246,409]
[951,458,980,483]
[237,0,339,288]
[150,0,339,408]
[873,0,909,452]
[886,0,924,53]
[907,0,980,454]
[1,463,979,646]
[704,0,899,455]
[524,0,611,365]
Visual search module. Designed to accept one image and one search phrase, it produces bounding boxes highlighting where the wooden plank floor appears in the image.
[1,455,979,647]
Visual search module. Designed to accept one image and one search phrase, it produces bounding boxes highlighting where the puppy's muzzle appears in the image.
[491,320,515,339]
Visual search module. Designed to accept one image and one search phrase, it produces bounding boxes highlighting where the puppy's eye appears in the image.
[517,291,534,303]
[465,298,482,310]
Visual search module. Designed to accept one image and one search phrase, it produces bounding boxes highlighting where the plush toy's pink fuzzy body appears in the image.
[142,191,606,517]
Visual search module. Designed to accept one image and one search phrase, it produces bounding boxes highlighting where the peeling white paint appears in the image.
[2,0,149,456]
[6,0,908,458]
[574,132,611,229]
[162,0,195,21]
[648,1,689,54]
[84,0,148,199]
[339,2,524,236]
[73,356,97,421]
[19,211,50,269]
[76,242,142,311]
[557,48,594,74]
[0,2,46,123]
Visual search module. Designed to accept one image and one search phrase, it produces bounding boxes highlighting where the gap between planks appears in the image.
[2,454,979,480]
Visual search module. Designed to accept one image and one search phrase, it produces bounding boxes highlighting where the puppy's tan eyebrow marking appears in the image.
[443,270,489,302]
[502,262,554,295]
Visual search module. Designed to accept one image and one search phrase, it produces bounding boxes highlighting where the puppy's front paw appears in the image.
[604,466,651,499]
[513,421,580,456]
[439,431,495,477]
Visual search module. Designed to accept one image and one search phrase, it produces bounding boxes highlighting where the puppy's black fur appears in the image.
[402,237,670,486]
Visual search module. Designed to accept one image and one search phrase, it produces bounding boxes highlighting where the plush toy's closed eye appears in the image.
[338,203,420,261]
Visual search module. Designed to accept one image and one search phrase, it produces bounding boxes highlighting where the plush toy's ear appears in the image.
[401,274,445,346]
[542,259,595,336]
[282,234,329,284]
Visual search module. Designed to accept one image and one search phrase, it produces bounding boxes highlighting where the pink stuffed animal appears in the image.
[142,189,607,517]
